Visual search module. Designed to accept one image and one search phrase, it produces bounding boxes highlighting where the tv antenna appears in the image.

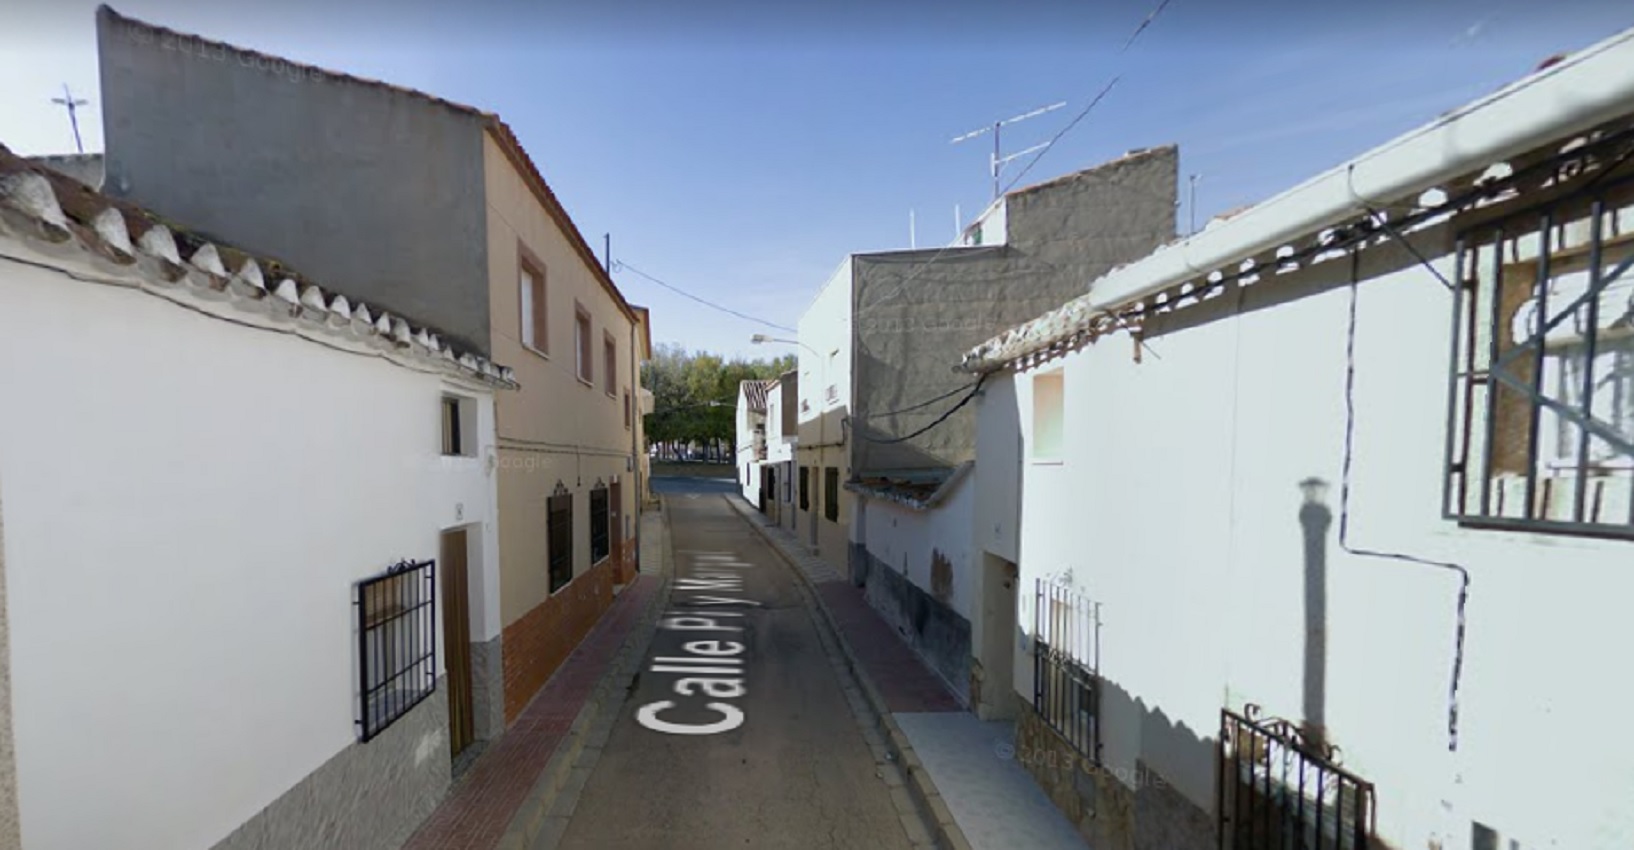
[950,101,1066,201]
[51,84,89,154]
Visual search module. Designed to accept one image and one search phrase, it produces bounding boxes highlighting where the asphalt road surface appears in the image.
[555,482,917,850]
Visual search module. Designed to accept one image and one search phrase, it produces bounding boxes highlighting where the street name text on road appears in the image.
[637,551,758,735]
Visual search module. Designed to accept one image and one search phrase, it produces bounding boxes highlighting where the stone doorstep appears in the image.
[496,509,674,850]
[724,494,972,850]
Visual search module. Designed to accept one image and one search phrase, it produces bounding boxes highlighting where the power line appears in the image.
[856,374,987,444]
[866,0,1176,311]
[613,260,796,333]
[859,379,983,419]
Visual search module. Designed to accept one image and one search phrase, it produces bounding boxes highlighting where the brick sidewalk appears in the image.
[730,501,961,713]
[402,576,657,850]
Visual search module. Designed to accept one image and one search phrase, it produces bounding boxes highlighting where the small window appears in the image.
[1032,371,1065,461]
[441,394,476,457]
[575,306,593,385]
[623,390,632,429]
[590,485,610,564]
[824,466,839,522]
[548,493,574,593]
[356,559,437,741]
[519,262,547,355]
[800,466,810,511]
[604,334,617,397]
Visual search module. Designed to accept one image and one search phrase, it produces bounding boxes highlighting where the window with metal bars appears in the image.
[1032,578,1100,764]
[800,466,810,511]
[824,467,838,522]
[548,493,574,592]
[1447,182,1634,535]
[1218,706,1375,850]
[356,559,437,742]
[590,485,610,564]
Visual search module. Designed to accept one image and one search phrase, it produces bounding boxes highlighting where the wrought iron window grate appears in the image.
[1446,173,1634,536]
[356,559,437,742]
[590,485,610,564]
[1032,577,1101,763]
[1218,706,1375,850]
[549,493,574,592]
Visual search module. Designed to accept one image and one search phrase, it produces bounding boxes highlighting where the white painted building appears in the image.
[0,152,515,850]
[734,379,769,506]
[960,29,1634,850]
[761,370,799,532]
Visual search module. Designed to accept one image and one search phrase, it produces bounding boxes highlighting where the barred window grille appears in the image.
[590,485,610,564]
[1219,706,1375,850]
[824,467,839,521]
[549,493,574,592]
[356,559,437,742]
[1032,577,1100,763]
[800,466,810,511]
[1447,180,1634,535]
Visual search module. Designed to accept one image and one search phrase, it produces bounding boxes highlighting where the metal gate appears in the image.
[1032,577,1101,763]
[1218,706,1374,850]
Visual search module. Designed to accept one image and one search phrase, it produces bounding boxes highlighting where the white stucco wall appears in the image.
[0,259,501,850]
[1010,241,1634,848]
[797,258,855,565]
[858,478,978,622]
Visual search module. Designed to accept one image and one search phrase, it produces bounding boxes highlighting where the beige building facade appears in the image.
[482,130,650,722]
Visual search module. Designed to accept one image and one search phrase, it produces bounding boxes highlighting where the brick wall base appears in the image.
[1014,701,1212,850]
[613,535,638,585]
[499,558,616,723]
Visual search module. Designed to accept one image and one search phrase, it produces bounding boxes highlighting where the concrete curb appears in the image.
[493,503,675,850]
[724,495,973,850]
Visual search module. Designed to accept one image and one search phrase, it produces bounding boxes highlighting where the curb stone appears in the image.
[493,502,675,850]
[723,495,973,850]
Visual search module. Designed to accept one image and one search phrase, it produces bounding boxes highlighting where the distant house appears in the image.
[793,147,1179,711]
[25,153,103,189]
[735,379,770,505]
[95,4,652,787]
[0,146,514,850]
[959,27,1634,850]
[762,370,799,531]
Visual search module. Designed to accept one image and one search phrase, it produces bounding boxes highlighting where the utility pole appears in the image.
[909,210,917,249]
[50,84,88,154]
[604,233,611,273]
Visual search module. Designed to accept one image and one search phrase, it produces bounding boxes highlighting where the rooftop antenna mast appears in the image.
[950,100,1066,202]
[51,84,89,154]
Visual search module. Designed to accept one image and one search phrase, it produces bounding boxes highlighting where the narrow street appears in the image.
[554,480,920,849]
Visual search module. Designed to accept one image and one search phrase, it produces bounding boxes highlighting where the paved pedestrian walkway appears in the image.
[728,497,1087,850]
[401,513,666,850]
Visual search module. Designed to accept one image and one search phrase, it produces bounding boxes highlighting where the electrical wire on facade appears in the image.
[1339,249,1470,753]
[857,379,984,419]
[612,260,796,333]
[855,374,987,444]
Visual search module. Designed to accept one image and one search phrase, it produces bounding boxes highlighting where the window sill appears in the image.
[522,343,549,361]
[577,376,594,388]
[1031,458,1065,466]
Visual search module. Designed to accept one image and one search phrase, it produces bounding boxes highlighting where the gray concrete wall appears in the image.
[469,635,505,743]
[850,146,1177,474]
[850,542,971,701]
[209,681,450,850]
[27,154,104,189]
[0,485,20,850]
[96,8,493,355]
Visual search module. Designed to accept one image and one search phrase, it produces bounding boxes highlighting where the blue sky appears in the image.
[3,0,1632,359]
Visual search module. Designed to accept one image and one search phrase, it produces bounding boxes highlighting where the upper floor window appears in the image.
[1032,370,1065,462]
[1447,186,1634,535]
[604,334,617,397]
[624,390,632,429]
[575,305,593,385]
[519,262,547,356]
[441,394,476,457]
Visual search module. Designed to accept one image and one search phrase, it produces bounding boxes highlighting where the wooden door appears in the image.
[609,480,624,574]
[440,528,475,758]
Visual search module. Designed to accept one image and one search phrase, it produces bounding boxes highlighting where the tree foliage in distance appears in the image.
[642,343,796,458]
